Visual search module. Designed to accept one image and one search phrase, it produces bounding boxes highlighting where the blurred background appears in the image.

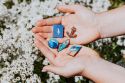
[0,0,125,83]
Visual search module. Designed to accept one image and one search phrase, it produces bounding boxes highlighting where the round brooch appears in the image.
[48,38,59,49]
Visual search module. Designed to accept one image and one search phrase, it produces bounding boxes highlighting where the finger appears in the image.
[38,33,52,38]
[32,26,52,33]
[42,63,83,77]
[57,5,81,13]
[48,38,80,45]
[42,65,70,77]
[36,16,62,27]
[46,37,68,44]
[35,34,58,55]
[34,39,55,64]
[35,28,68,39]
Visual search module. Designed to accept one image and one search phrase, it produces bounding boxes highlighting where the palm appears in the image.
[32,5,100,45]
[61,14,99,44]
[54,52,73,66]
[64,17,99,44]
[34,34,100,77]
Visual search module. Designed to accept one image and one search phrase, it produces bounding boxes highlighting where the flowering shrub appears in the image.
[0,0,124,83]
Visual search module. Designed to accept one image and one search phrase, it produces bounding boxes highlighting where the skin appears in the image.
[32,5,125,44]
[32,5,125,83]
[32,5,100,44]
[98,5,125,38]
[34,34,100,78]
[34,34,125,83]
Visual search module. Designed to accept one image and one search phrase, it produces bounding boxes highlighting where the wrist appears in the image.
[82,57,125,83]
[95,11,115,38]
[81,57,104,82]
[95,13,104,39]
[80,50,101,77]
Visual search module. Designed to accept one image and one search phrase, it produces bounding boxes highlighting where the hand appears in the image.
[34,34,125,83]
[34,34,100,77]
[32,5,101,44]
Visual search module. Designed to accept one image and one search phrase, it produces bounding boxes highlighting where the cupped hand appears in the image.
[34,34,100,77]
[32,5,101,45]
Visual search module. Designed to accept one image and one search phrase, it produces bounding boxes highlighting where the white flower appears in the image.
[75,76,83,82]
[16,77,21,81]
[43,58,49,65]
[0,0,111,82]
[91,0,111,12]
[0,4,7,16]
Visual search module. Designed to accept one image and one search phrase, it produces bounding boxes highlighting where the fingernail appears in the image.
[42,69,46,72]
[34,35,37,39]
[32,28,35,32]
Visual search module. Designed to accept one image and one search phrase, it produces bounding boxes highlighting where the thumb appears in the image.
[42,64,83,77]
[42,65,70,77]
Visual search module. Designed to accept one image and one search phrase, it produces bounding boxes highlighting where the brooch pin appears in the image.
[48,38,59,49]
[48,24,65,49]
[58,39,70,52]
[67,45,82,57]
[53,24,64,38]
[66,27,77,38]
